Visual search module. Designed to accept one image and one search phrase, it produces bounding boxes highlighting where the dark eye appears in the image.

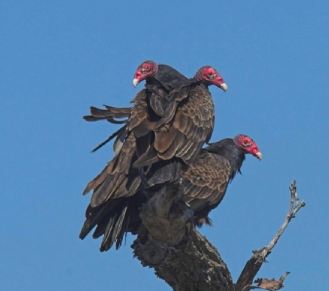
[141,65,151,73]
[208,73,216,80]
[243,140,251,147]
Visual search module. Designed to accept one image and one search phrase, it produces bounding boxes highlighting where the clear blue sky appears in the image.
[1,1,328,290]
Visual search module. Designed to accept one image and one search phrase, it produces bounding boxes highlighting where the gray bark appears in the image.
[131,181,305,291]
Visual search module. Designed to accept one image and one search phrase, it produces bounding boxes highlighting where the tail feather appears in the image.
[113,206,129,249]
[83,106,130,123]
[79,201,116,240]
[100,206,128,252]
[92,222,106,239]
[80,192,143,251]
[100,216,117,251]
[103,105,131,116]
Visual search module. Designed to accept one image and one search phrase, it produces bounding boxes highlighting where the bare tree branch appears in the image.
[235,181,305,291]
[131,181,305,291]
[247,271,290,290]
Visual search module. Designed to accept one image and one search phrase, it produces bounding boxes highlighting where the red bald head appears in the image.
[132,60,159,86]
[233,134,262,160]
[194,66,228,91]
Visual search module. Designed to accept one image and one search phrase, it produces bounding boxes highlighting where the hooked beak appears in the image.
[219,82,228,92]
[255,151,263,160]
[132,78,139,87]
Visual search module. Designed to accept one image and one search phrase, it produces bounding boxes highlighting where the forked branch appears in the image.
[235,181,305,291]
[132,181,305,291]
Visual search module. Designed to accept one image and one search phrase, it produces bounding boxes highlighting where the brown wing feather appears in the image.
[136,85,214,165]
[128,90,161,138]
[149,86,190,129]
[84,133,139,207]
[157,131,186,160]
[154,126,179,154]
[80,130,142,243]
[181,151,232,210]
[148,87,169,117]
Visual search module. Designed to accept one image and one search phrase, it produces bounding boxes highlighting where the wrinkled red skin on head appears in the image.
[195,66,225,88]
[133,60,158,85]
[233,134,261,158]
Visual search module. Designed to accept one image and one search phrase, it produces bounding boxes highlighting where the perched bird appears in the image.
[80,61,228,251]
[178,134,262,225]
[79,134,261,251]
[82,62,189,206]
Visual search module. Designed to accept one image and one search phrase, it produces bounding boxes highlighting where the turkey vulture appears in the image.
[82,62,190,205]
[80,61,228,251]
[83,61,227,201]
[179,134,262,225]
[79,134,261,251]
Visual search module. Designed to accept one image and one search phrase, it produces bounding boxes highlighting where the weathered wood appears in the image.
[235,181,305,291]
[132,183,234,291]
[132,181,305,291]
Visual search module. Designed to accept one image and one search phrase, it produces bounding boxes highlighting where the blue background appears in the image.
[1,1,328,290]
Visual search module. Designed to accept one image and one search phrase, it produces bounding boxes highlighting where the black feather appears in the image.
[91,125,126,152]
[205,139,245,180]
